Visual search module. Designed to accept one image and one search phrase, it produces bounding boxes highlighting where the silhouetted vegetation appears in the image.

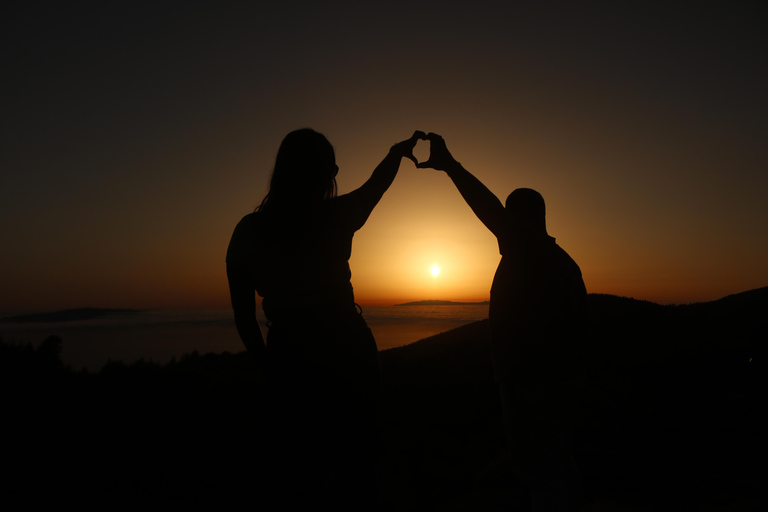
[2,339,264,511]
[2,289,764,510]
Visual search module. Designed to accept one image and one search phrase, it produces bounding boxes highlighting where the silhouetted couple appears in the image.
[227,129,587,511]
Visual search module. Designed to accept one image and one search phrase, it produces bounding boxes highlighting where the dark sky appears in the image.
[2,1,766,311]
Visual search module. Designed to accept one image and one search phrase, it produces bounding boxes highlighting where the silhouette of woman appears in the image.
[226,128,425,509]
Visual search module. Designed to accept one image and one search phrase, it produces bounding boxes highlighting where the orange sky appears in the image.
[2,2,766,313]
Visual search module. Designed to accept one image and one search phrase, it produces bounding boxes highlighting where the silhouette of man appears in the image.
[419,133,587,512]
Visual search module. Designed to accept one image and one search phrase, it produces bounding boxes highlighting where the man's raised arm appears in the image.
[417,133,506,237]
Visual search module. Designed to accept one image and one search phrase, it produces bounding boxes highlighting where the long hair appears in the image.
[257,129,338,214]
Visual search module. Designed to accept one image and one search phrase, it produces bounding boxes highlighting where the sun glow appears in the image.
[430,265,440,277]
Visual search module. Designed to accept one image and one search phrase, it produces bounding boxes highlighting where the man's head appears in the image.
[505,188,547,236]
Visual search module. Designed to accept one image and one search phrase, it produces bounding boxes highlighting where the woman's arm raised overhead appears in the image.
[344,131,427,230]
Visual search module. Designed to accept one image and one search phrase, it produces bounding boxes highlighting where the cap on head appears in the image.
[505,188,547,235]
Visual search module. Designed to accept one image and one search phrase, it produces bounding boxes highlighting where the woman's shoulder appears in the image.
[238,211,260,224]
[227,212,261,261]
[233,211,266,233]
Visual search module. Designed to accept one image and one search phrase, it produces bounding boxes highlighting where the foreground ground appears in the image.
[3,290,764,510]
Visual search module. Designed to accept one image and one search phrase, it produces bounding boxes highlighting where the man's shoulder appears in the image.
[551,243,587,295]
[552,241,579,265]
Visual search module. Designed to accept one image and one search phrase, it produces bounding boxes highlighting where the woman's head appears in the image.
[258,129,338,212]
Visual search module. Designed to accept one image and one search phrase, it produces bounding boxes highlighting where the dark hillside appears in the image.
[377,290,764,510]
[2,289,764,511]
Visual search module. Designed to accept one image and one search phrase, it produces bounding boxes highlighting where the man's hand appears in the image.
[391,130,428,166]
[416,132,460,172]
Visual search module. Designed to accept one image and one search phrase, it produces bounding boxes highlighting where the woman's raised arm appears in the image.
[345,131,427,229]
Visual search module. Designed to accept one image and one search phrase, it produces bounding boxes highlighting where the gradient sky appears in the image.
[2,1,766,313]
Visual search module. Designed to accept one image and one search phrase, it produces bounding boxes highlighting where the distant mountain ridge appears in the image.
[397,300,491,306]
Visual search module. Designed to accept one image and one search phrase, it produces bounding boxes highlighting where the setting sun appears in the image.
[431,265,440,277]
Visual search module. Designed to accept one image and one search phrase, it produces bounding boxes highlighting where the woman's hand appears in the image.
[390,130,428,166]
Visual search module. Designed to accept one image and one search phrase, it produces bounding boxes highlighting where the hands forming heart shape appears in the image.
[395,131,457,171]
[394,130,427,166]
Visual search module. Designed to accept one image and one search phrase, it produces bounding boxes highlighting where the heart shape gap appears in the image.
[411,139,431,166]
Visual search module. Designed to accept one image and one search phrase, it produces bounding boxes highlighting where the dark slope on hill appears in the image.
[384,288,765,375]
[376,289,764,510]
[2,288,763,511]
